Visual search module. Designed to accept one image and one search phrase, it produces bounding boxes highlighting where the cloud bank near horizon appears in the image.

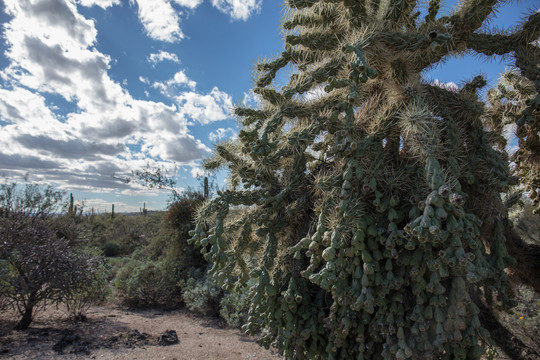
[0,0,257,194]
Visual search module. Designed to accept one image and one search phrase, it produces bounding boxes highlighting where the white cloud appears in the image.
[77,0,120,9]
[211,0,262,20]
[139,76,150,84]
[176,87,233,124]
[503,123,519,156]
[190,165,206,178]
[209,127,237,142]
[134,0,183,42]
[148,50,180,64]
[83,198,142,213]
[172,0,203,9]
[299,84,326,102]
[3,0,97,49]
[242,89,262,108]
[171,71,196,88]
[432,79,459,92]
[153,70,197,95]
[0,0,233,194]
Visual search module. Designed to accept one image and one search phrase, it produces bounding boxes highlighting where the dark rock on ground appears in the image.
[157,330,179,346]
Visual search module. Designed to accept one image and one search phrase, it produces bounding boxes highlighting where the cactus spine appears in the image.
[486,70,540,214]
[190,1,538,359]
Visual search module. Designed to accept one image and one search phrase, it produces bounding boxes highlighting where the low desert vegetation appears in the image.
[0,183,104,329]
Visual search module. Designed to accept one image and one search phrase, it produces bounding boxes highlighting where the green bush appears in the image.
[102,241,121,257]
[180,269,222,317]
[219,278,256,328]
[115,259,182,308]
[64,259,110,321]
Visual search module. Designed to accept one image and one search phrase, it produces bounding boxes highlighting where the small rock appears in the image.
[157,330,179,346]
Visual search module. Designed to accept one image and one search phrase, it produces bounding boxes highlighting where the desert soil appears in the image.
[0,304,535,360]
[0,304,283,360]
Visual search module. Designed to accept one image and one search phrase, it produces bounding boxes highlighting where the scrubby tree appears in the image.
[0,183,99,330]
[190,1,539,359]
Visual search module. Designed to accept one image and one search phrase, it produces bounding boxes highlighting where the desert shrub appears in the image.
[0,260,9,312]
[219,278,256,328]
[162,191,206,269]
[102,241,121,257]
[0,182,100,330]
[63,259,110,321]
[115,259,182,308]
[84,213,163,257]
[104,256,132,282]
[180,269,222,317]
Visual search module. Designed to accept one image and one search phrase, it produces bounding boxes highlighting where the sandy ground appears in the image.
[0,305,283,360]
[0,303,535,360]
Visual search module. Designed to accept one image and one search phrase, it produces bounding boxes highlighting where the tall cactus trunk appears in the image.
[68,193,74,214]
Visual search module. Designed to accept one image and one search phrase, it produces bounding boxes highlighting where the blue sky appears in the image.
[0,0,536,212]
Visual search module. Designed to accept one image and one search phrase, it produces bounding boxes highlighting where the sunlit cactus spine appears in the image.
[190,1,539,359]
[486,70,540,214]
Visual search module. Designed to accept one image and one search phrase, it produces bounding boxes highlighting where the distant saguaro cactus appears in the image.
[68,193,74,214]
[190,1,539,359]
[141,202,147,216]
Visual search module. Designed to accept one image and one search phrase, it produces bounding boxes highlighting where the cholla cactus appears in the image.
[486,70,540,214]
[190,1,539,359]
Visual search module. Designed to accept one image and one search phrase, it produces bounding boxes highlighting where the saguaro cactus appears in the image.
[68,193,74,214]
[190,1,539,359]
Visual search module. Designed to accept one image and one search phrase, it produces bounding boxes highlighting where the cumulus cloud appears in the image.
[153,70,197,95]
[503,123,519,156]
[171,0,203,9]
[432,79,459,92]
[176,87,233,125]
[209,127,237,142]
[211,0,262,20]
[190,165,206,178]
[77,0,120,8]
[133,0,183,42]
[148,50,180,64]
[133,0,259,43]
[0,0,233,195]
[242,89,262,108]
[83,198,142,213]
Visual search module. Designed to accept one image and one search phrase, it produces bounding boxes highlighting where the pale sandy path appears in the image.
[0,305,283,360]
